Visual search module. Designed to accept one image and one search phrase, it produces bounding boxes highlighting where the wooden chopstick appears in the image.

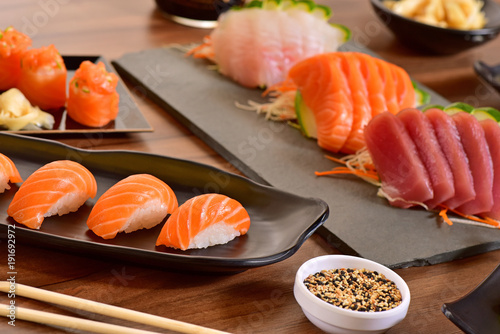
[0,282,230,334]
[0,304,162,334]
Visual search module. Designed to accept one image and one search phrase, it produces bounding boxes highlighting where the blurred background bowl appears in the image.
[155,0,244,28]
[370,0,500,55]
[294,255,410,334]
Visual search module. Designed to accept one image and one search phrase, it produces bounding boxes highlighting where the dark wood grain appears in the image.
[1,1,500,333]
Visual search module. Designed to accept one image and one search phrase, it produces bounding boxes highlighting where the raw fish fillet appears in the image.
[424,108,475,209]
[156,193,251,250]
[364,112,433,208]
[288,52,415,154]
[480,119,500,220]
[453,112,493,215]
[398,108,455,209]
[7,160,97,229]
[209,7,346,88]
[87,174,178,239]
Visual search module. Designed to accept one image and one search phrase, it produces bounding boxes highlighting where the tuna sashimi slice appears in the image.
[398,108,455,209]
[424,108,475,209]
[364,111,433,208]
[480,119,500,220]
[453,112,493,215]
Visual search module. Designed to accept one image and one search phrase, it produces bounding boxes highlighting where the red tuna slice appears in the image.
[480,119,500,220]
[452,112,493,215]
[425,108,475,209]
[364,111,433,208]
[398,108,455,209]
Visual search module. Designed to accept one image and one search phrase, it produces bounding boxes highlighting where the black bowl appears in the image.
[370,0,500,55]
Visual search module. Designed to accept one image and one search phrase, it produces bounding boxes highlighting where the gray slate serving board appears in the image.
[112,42,500,268]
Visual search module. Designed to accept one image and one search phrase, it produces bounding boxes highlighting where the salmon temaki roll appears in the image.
[0,153,22,192]
[7,160,97,229]
[0,26,31,91]
[156,193,251,250]
[17,44,67,110]
[66,61,119,128]
[87,174,178,239]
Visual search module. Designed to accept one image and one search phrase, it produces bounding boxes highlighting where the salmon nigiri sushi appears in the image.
[156,193,251,250]
[0,26,32,91]
[87,174,178,239]
[66,61,120,128]
[7,160,97,229]
[0,153,22,192]
[17,44,67,110]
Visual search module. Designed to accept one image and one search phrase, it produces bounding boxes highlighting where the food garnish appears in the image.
[0,88,54,131]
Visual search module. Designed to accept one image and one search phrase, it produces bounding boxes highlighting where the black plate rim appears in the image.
[442,264,500,334]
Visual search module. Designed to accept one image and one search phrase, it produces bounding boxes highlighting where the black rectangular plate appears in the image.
[0,133,328,273]
[3,55,152,134]
[112,42,500,269]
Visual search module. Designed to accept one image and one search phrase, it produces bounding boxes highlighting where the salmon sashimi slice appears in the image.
[376,59,399,115]
[391,65,416,109]
[398,108,455,209]
[7,160,97,229]
[480,119,500,220]
[424,108,475,209]
[364,111,433,209]
[340,53,372,154]
[156,193,251,250]
[358,53,387,117]
[288,53,353,152]
[453,112,493,215]
[0,152,22,192]
[0,27,31,91]
[66,61,120,128]
[288,52,415,154]
[17,45,67,110]
[87,174,178,239]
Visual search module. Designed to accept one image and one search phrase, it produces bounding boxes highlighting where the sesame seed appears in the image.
[303,268,402,312]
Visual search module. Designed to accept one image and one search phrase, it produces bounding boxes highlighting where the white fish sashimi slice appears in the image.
[210,7,346,88]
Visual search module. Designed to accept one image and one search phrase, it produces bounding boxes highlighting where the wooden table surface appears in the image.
[1,1,500,333]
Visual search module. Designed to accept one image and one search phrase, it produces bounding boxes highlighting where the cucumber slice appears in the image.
[262,0,281,10]
[471,109,497,121]
[413,85,430,106]
[245,0,264,9]
[422,104,444,111]
[331,23,351,42]
[295,0,315,12]
[311,5,332,20]
[295,91,317,138]
[474,107,500,122]
[443,102,475,115]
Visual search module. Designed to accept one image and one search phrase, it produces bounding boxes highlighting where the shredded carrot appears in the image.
[315,167,380,181]
[262,78,297,97]
[439,208,454,226]
[185,36,214,59]
[437,205,500,228]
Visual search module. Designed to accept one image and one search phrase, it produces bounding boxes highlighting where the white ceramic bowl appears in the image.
[294,255,410,334]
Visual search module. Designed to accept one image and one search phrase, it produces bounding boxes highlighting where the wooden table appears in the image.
[1,1,500,333]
